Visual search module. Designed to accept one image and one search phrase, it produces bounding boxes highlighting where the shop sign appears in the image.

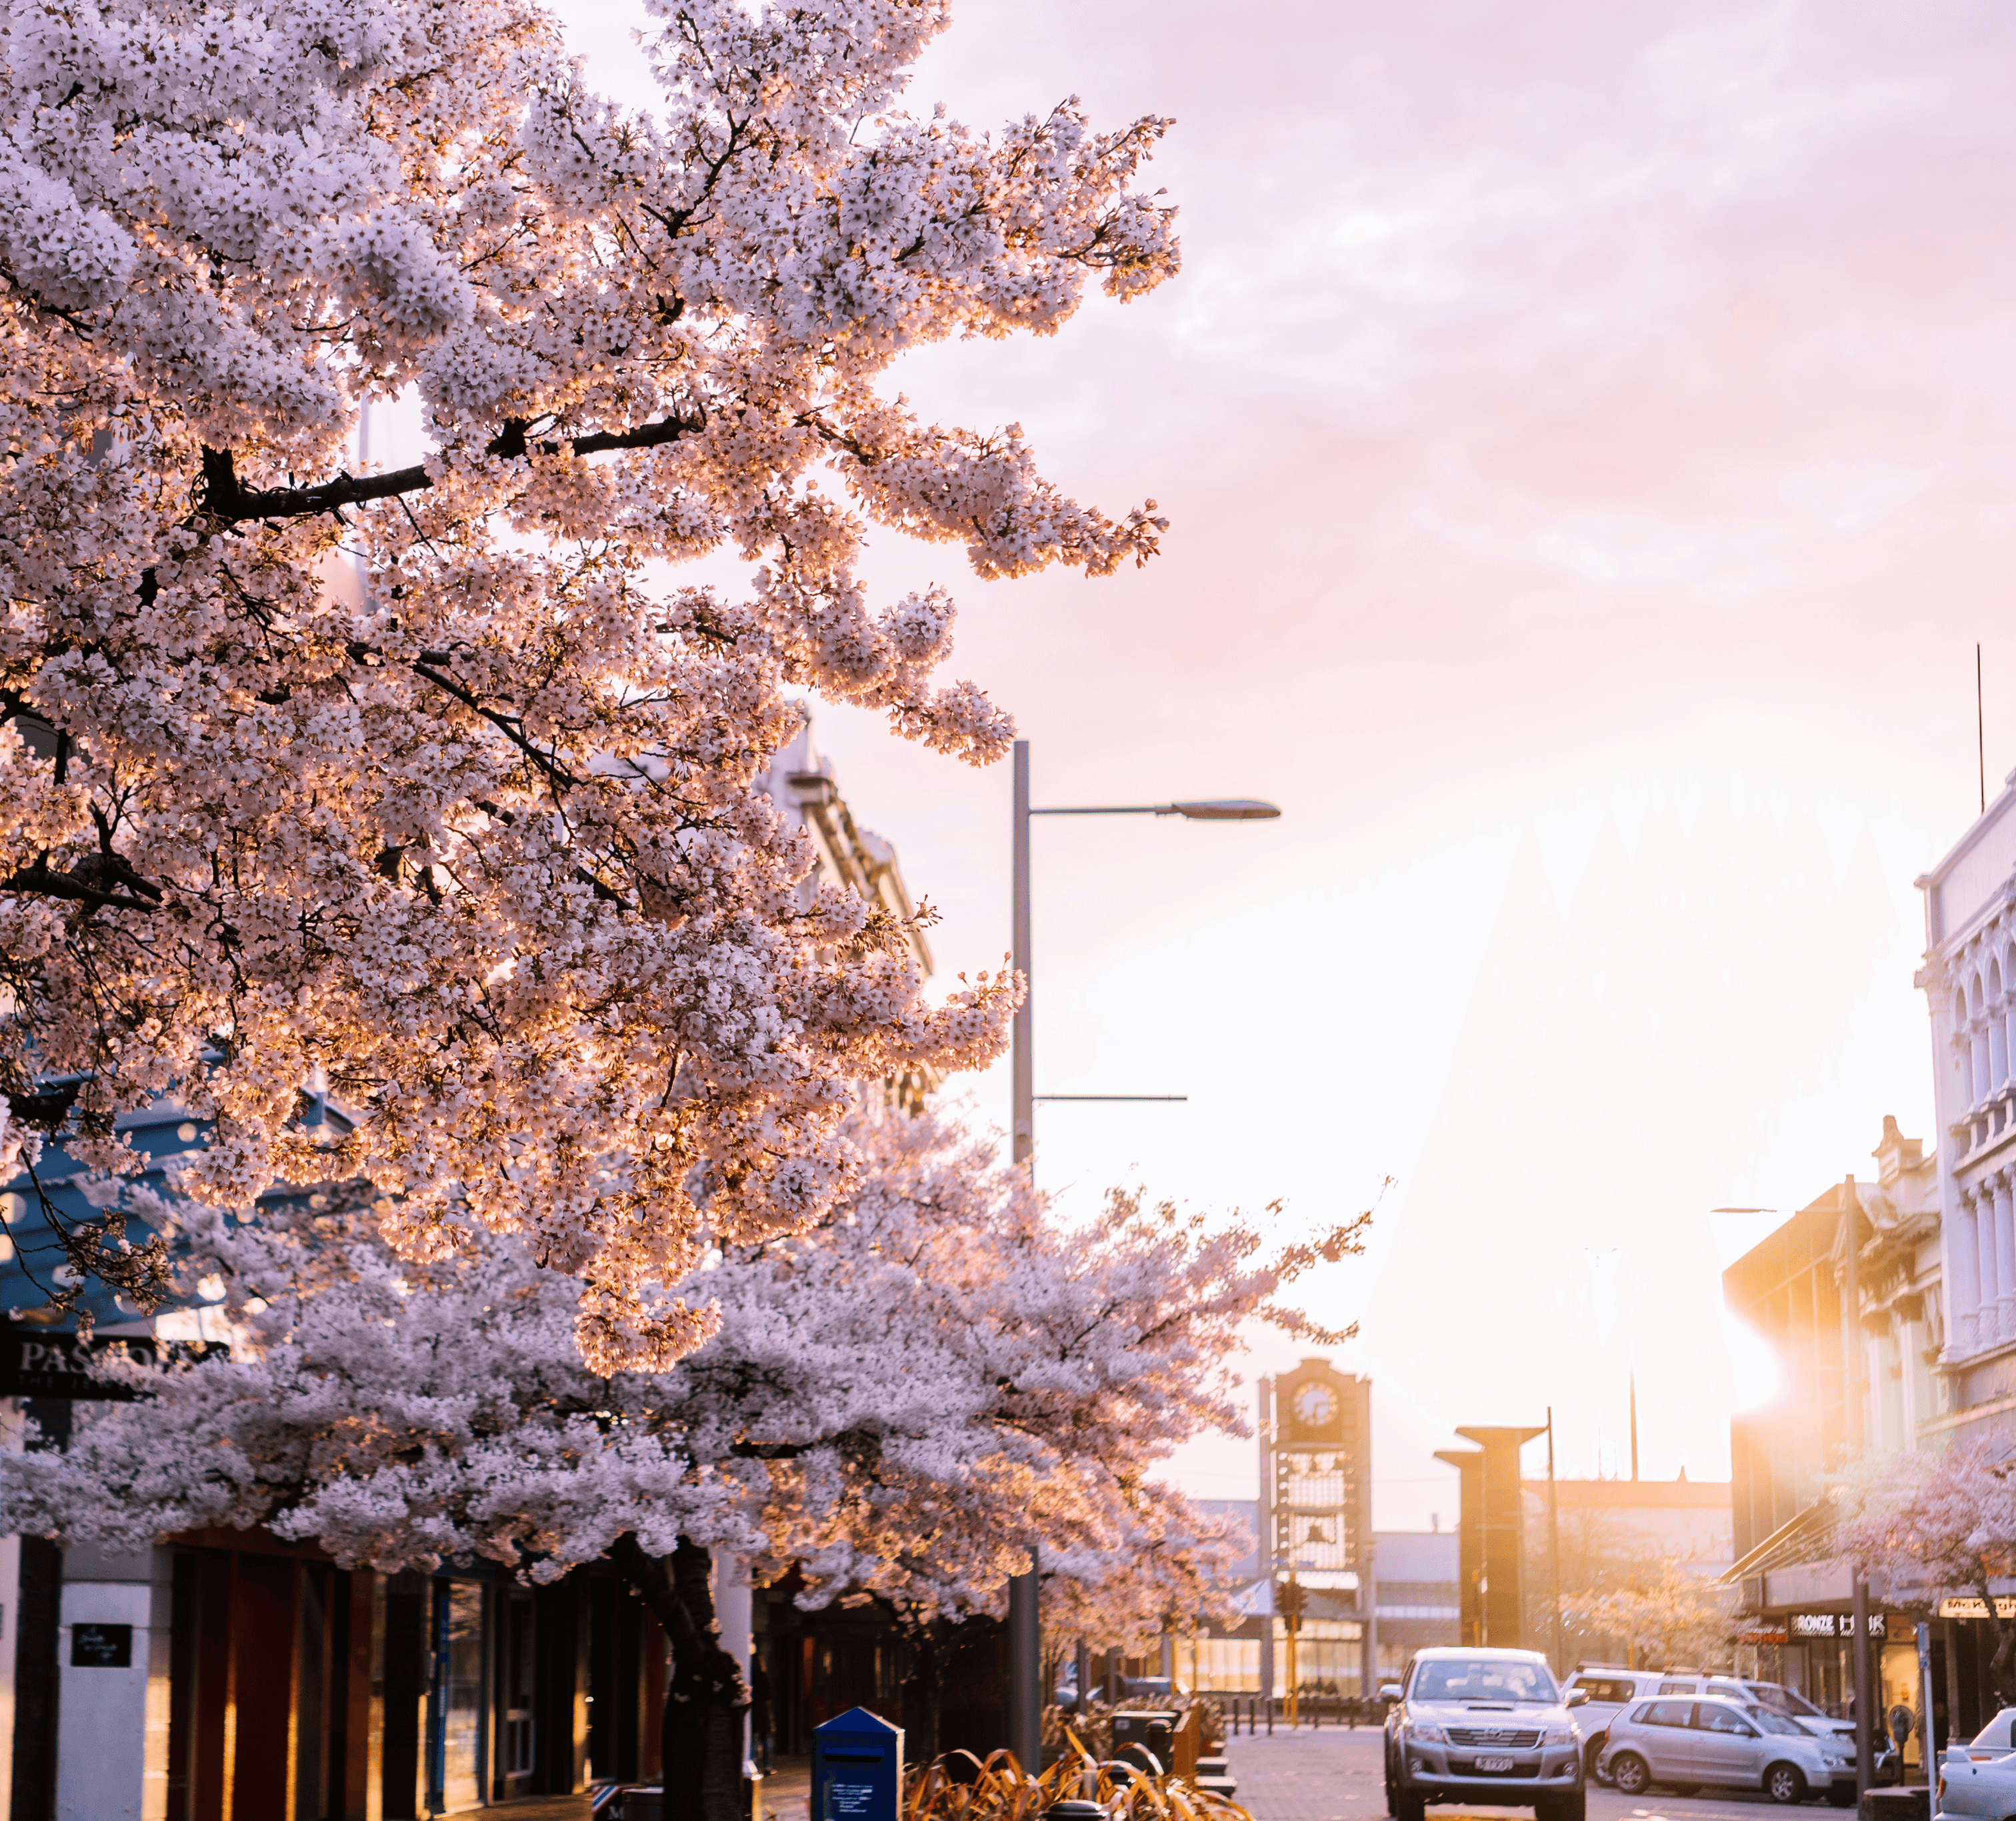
[71,1623,132,1667]
[1788,1613,1886,1638]
[1739,1626,1790,1645]
[1939,1597,2016,1620]
[0,1331,227,1400]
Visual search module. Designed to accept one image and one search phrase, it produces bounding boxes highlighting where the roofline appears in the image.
[1918,768,2016,893]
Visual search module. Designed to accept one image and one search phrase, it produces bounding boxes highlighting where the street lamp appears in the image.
[1003,738,1281,1772]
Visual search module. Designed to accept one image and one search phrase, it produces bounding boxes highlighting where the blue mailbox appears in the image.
[813,1708,905,1821]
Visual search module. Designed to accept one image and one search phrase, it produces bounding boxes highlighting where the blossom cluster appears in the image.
[0,0,1179,1362]
[3,1107,1361,1626]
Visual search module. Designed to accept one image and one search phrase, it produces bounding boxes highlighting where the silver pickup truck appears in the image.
[1383,1646,1589,1821]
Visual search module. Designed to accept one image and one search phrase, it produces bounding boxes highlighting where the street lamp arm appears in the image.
[1031,799,1281,820]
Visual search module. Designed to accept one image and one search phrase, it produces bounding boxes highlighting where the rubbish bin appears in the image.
[1112,1710,1177,1775]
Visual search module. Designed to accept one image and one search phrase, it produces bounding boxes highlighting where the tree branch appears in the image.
[199,408,707,524]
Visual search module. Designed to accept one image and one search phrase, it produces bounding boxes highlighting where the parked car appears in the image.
[1597,1694,1855,1806]
[1052,1670,1188,1714]
[1956,1708,2016,1761]
[1383,1646,1589,1821]
[1561,1670,1671,1780]
[1941,1740,2016,1818]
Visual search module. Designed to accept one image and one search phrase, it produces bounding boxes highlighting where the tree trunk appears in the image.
[899,1619,944,1763]
[611,1534,750,1821]
[1989,1603,2016,1710]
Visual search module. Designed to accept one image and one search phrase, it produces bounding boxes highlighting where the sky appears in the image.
[535,0,2016,1530]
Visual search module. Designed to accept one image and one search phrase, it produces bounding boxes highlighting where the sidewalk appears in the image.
[763,1754,812,1821]
[1225,1724,1390,1821]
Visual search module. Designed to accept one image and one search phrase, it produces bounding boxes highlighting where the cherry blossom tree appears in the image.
[1839,1444,2016,1702]
[0,0,1179,1361]
[1559,1558,1732,1672]
[3,1106,1365,1816]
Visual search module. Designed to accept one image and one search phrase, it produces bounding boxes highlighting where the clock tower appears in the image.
[1268,1358,1370,1580]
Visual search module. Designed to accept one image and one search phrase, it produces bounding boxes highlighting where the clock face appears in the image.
[1292,1382,1338,1429]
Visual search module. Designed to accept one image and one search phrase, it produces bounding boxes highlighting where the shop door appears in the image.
[1880,1641,1923,1767]
[429,1580,487,1813]
[501,1592,536,1794]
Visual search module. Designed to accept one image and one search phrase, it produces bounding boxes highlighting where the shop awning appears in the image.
[1717,1492,1845,1587]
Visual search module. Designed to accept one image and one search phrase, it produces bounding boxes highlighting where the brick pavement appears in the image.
[1222,1726,1773,1821]
[1225,1721,1391,1821]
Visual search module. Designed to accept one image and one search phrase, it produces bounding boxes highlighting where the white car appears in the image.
[1942,1742,2016,1817]
[1561,1670,1673,1780]
[1599,1693,1856,1806]
[1955,1709,2016,1762]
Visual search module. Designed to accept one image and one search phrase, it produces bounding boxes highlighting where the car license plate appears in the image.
[1475,1756,1515,1773]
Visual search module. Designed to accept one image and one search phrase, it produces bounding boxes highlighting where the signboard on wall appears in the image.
[1789,1612,1886,1639]
[0,1332,226,1399]
[71,1624,132,1667]
[1939,1597,2016,1620]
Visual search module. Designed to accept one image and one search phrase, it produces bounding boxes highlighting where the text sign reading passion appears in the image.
[0,1332,227,1400]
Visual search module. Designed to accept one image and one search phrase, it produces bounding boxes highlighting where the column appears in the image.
[1977,1189,2001,1347]
[53,1545,173,1821]
[1953,1196,1983,1353]
[1997,1176,2016,1342]
[716,1558,754,1772]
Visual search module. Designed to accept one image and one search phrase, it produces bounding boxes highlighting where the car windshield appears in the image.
[1411,1658,1559,1704]
[1750,1709,1808,1736]
[1749,1684,1827,1720]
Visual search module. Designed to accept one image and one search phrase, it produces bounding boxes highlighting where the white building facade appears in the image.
[1916,770,2016,1441]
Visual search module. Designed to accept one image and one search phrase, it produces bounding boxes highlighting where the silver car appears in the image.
[1383,1646,1588,1821]
[1599,1694,1855,1805]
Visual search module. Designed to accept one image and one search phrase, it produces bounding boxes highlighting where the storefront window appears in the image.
[430,1580,487,1813]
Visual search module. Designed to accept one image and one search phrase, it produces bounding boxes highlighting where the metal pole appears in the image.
[1853,1573,1874,1796]
[1012,739,1033,1170]
[1919,1619,1939,1786]
[1364,1536,1379,1708]
[1286,1576,1300,1730]
[1258,1376,1275,1718]
[1008,1548,1041,1770]
[1006,741,1040,1768]
[1547,1407,1564,1677]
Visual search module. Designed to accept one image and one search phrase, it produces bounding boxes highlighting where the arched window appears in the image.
[2003,947,2016,1093]
[1993,962,2009,1086]
[1973,976,1993,1104]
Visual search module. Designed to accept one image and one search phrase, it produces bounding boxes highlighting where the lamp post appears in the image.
[1003,738,1280,1772]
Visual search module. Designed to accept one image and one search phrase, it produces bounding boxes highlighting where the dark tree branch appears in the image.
[1,855,161,916]
[199,407,707,523]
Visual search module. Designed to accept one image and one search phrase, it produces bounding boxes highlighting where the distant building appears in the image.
[1181,1512,1457,1695]
[1369,1531,1461,1684]
[1915,776,2016,1439]
[1721,1119,1955,1729]
[1520,1473,1735,1670]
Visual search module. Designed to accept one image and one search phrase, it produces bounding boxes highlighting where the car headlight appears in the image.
[1407,1723,1447,1744]
[1543,1727,1577,1746]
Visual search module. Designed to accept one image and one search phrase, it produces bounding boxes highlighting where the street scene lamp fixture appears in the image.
[1031,797,1282,819]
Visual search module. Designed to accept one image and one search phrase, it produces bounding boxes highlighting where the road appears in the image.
[1224,1724,1836,1821]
